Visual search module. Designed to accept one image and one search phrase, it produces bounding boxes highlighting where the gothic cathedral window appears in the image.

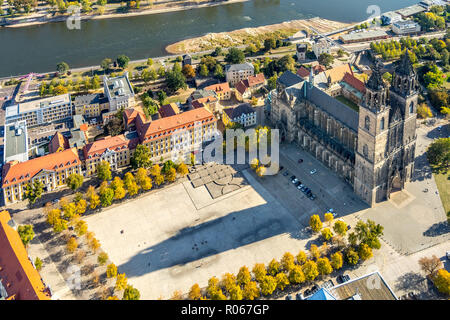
[380,117,385,130]
[364,116,370,131]
[363,144,369,158]
[409,102,414,114]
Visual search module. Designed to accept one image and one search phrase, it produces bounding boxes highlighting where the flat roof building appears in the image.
[396,5,426,19]
[392,20,421,35]
[381,11,403,25]
[103,73,135,111]
[3,121,29,164]
[339,30,389,44]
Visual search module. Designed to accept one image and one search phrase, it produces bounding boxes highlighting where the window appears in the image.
[409,102,414,114]
[363,144,369,158]
[380,117,385,130]
[364,116,370,131]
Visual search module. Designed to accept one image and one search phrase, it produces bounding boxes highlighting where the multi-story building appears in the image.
[83,134,139,176]
[5,94,72,127]
[234,73,266,101]
[204,82,231,100]
[136,107,217,161]
[3,121,29,163]
[73,93,109,117]
[222,103,257,128]
[189,89,219,114]
[103,72,135,111]
[0,210,51,300]
[312,38,330,58]
[339,30,389,44]
[158,103,181,118]
[1,148,82,205]
[392,20,421,35]
[225,63,255,86]
[296,43,308,61]
[381,11,402,25]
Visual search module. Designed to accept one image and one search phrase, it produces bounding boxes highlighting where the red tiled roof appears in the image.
[342,72,366,94]
[2,148,80,188]
[204,82,231,94]
[247,73,265,87]
[48,132,69,154]
[313,64,326,74]
[83,135,134,160]
[159,103,180,118]
[79,124,88,132]
[123,106,145,125]
[136,107,216,142]
[297,66,310,78]
[0,211,51,300]
[235,80,250,95]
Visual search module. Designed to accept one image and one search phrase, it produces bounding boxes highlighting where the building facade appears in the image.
[312,39,330,58]
[392,21,421,35]
[73,93,109,117]
[225,63,255,86]
[222,103,257,128]
[270,53,417,207]
[204,82,231,100]
[103,73,135,111]
[5,94,72,127]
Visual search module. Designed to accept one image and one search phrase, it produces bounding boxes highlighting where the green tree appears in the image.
[123,285,141,300]
[330,252,343,270]
[34,257,43,271]
[101,58,112,71]
[225,47,245,64]
[56,62,69,74]
[117,55,130,69]
[333,220,348,237]
[18,225,34,246]
[23,180,44,205]
[318,53,334,67]
[97,252,109,266]
[131,144,152,169]
[427,138,450,169]
[99,187,114,207]
[66,173,83,191]
[199,64,209,77]
[96,161,112,181]
[309,214,323,232]
[214,64,224,79]
[166,70,187,93]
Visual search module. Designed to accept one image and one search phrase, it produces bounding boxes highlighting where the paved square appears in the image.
[85,173,307,299]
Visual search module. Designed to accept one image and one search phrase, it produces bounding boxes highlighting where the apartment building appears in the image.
[136,107,217,161]
[103,72,135,111]
[83,134,139,176]
[392,20,421,35]
[5,94,72,127]
[2,148,82,205]
[225,63,255,86]
[204,82,231,100]
[73,93,109,117]
[3,121,29,163]
[222,103,257,128]
[312,38,330,58]
[234,73,266,101]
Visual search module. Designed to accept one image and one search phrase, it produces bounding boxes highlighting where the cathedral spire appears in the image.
[366,60,385,91]
[309,67,314,88]
[395,49,415,77]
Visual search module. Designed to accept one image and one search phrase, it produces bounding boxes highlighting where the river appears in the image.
[0,0,418,77]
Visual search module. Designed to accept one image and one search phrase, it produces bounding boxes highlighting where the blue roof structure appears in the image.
[306,288,337,300]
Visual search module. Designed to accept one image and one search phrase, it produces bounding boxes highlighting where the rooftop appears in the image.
[0,210,51,300]
[204,82,231,94]
[83,134,133,158]
[340,30,388,42]
[104,73,134,99]
[324,63,353,84]
[73,93,107,106]
[223,103,255,119]
[225,62,254,72]
[48,132,69,154]
[6,94,70,118]
[396,4,426,17]
[278,71,304,88]
[331,272,397,300]
[158,103,180,118]
[4,121,28,163]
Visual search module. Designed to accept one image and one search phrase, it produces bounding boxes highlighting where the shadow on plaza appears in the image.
[116,201,342,278]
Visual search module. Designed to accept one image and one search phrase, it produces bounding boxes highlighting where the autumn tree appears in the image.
[135,168,153,191]
[419,255,443,277]
[275,272,290,290]
[188,283,202,300]
[242,281,260,300]
[252,263,267,282]
[229,284,243,300]
[149,164,161,176]
[346,249,359,265]
[296,251,307,265]
[309,244,321,261]
[131,144,152,169]
[302,260,319,282]
[268,259,280,276]
[165,167,177,182]
[96,161,112,181]
[115,273,128,291]
[110,176,126,200]
[176,163,189,177]
[280,252,295,272]
[207,276,220,297]
[237,266,251,286]
[358,243,373,261]
[106,263,118,278]
[330,252,343,270]
[66,173,84,191]
[18,225,34,246]
[321,228,333,241]
[124,172,140,196]
[97,252,109,266]
[182,64,196,78]
[317,258,333,277]
[259,276,277,296]
[87,186,100,209]
[309,214,323,232]
[123,285,140,300]
[89,238,101,253]
[74,219,87,236]
[433,269,450,295]
[324,212,333,225]
[288,265,305,284]
[154,174,165,186]
[67,237,78,253]
[220,273,237,293]
[333,220,348,237]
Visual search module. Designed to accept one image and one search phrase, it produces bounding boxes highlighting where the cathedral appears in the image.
[270,52,418,207]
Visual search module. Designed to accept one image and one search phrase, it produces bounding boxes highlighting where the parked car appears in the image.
[283,171,289,176]
[292,178,299,184]
[309,194,316,200]
[298,158,304,163]
[310,285,319,295]
[337,274,350,284]
[295,293,304,300]
[310,169,317,174]
[294,181,301,187]
[303,288,311,297]
[290,175,296,181]
[323,279,334,289]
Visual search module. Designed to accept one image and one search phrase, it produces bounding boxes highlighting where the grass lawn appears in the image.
[166,88,195,104]
[434,171,450,216]
[335,95,359,112]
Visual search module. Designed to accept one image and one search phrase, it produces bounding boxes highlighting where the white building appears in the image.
[392,20,421,35]
[223,103,257,127]
[312,38,331,59]
[3,121,29,163]
[225,63,254,86]
[5,94,72,127]
[296,43,308,61]
[103,72,135,111]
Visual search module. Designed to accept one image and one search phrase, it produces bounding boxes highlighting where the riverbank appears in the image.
[3,0,249,28]
[165,17,352,54]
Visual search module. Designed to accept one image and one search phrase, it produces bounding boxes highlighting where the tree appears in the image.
[75,199,87,215]
[53,85,68,95]
[124,172,140,196]
[66,173,83,191]
[427,138,450,169]
[56,62,69,74]
[250,158,259,170]
[207,276,220,297]
[225,47,245,64]
[309,244,321,261]
[352,219,384,249]
[433,269,450,295]
[117,55,130,69]
[62,202,77,220]
[101,58,112,71]
[346,249,359,265]
[23,180,44,205]
[268,75,277,90]
[214,64,224,79]
[87,186,100,209]
[321,228,333,241]
[166,70,187,93]
[123,285,140,300]
[318,53,334,67]
[280,252,295,272]
[157,90,167,105]
[210,289,227,300]
[135,168,152,191]
[176,163,189,176]
[67,237,78,253]
[106,263,118,278]
[220,273,237,293]
[419,255,443,277]
[150,164,161,176]
[229,284,243,300]
[199,64,209,77]
[302,260,319,282]
[18,225,34,246]
[358,243,373,261]
[296,251,307,265]
[110,177,126,200]
[309,215,323,232]
[255,166,266,177]
[89,238,101,253]
[100,187,114,207]
[268,259,280,276]
[34,257,43,271]
[317,257,333,276]
[154,174,164,186]
[330,252,343,270]
[96,161,112,181]
[97,252,109,266]
[264,38,277,51]
[182,64,196,78]
[333,220,348,237]
[416,103,433,119]
[165,167,177,182]
[74,219,87,236]
[252,263,267,282]
[242,281,260,300]
[259,276,277,296]
[237,266,252,286]
[188,283,202,300]
[288,265,305,284]
[115,273,128,291]
[275,272,289,290]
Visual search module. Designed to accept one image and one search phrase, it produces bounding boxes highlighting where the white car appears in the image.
[447,251,450,260]
[310,169,317,174]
